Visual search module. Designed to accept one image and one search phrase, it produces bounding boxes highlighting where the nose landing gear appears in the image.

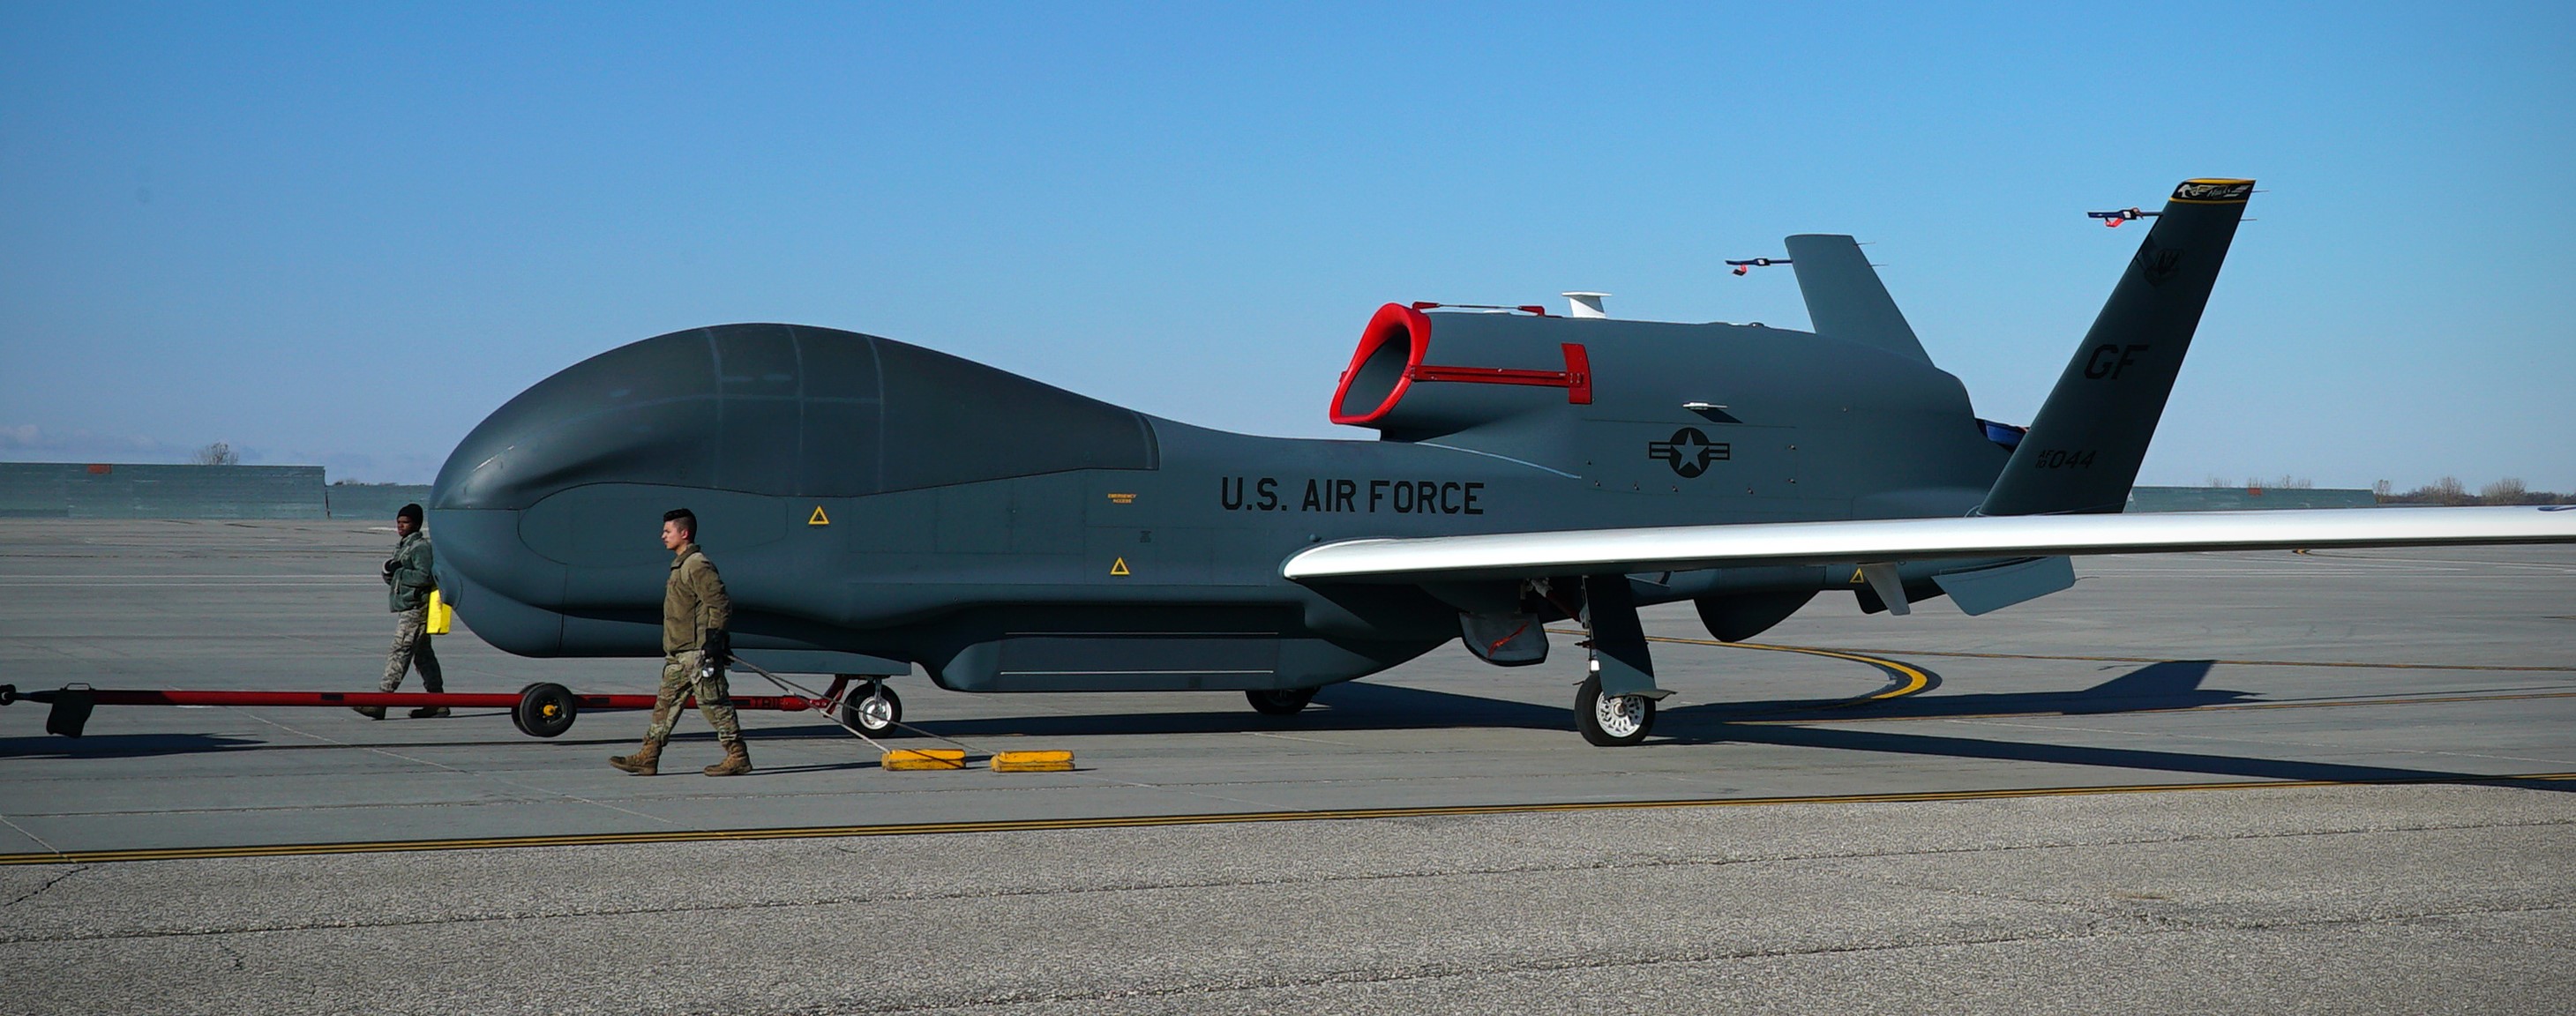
[827,676,904,736]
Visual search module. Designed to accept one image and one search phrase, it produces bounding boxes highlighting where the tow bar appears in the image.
[0,682,818,739]
[1,674,1069,771]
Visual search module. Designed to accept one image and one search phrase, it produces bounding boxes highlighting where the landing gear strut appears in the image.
[1569,574,1667,746]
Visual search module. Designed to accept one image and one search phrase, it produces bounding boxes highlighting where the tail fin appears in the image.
[1978,179,2254,516]
[1785,234,1931,363]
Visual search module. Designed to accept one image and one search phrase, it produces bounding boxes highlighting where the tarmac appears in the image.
[2,519,2571,1013]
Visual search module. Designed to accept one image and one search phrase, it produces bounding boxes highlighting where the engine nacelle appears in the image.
[1329,303,1596,443]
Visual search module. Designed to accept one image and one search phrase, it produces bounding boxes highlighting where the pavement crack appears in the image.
[3,864,85,908]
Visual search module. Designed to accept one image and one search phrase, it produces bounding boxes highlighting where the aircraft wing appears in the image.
[1280,505,2576,583]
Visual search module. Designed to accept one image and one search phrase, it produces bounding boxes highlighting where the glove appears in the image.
[382,558,401,576]
[701,629,730,666]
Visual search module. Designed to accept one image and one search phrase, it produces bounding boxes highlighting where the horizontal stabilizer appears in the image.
[1784,234,1931,363]
[1280,506,2576,584]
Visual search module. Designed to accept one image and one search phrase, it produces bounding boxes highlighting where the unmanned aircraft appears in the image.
[423,178,2576,746]
[2088,206,2160,228]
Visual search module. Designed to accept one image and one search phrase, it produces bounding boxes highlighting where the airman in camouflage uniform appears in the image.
[610,508,753,776]
[358,503,446,721]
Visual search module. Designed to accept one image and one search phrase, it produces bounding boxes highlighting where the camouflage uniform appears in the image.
[381,530,444,693]
[641,542,741,748]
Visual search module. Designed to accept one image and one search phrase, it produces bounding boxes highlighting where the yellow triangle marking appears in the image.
[1109,557,1131,577]
[808,506,830,526]
[1849,567,1866,584]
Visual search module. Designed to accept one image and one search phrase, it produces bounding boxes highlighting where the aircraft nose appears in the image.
[427,327,732,654]
[432,332,723,512]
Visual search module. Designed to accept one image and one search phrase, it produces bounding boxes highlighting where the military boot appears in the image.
[408,706,450,719]
[702,741,753,777]
[351,706,386,721]
[609,741,663,775]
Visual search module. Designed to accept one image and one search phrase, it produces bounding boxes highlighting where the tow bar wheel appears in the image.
[1575,675,1653,747]
[835,683,902,736]
[514,683,579,738]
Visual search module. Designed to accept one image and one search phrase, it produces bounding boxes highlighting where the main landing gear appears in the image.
[1575,674,1655,747]
[1563,574,1669,747]
[1246,687,1316,715]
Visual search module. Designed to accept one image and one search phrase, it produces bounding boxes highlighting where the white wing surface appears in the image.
[1280,505,2576,583]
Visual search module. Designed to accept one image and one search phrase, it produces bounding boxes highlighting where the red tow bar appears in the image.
[0,682,817,739]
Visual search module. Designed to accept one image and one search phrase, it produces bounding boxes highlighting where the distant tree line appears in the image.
[2199,472,2572,504]
[2207,474,2316,490]
[2374,476,2576,506]
[190,442,239,466]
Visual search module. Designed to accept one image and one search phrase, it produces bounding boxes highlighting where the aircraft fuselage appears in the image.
[431,312,2012,693]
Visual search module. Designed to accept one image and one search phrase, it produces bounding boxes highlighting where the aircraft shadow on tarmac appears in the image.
[9,661,2565,792]
[1689,660,2253,722]
[840,658,2569,793]
[1658,660,2572,793]
[810,660,2250,741]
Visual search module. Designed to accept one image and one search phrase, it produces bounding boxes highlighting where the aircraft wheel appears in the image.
[514,682,579,738]
[508,683,538,735]
[1246,688,1315,715]
[835,684,903,736]
[1575,675,1653,747]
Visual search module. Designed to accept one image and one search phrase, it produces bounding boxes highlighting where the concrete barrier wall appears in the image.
[324,484,435,520]
[2126,486,2379,512]
[0,463,327,519]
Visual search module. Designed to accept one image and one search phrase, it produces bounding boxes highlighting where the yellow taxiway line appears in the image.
[1539,628,1936,708]
[1686,639,1934,705]
[8,772,2571,867]
[1618,631,2576,721]
[1733,689,2576,726]
[1778,645,2576,674]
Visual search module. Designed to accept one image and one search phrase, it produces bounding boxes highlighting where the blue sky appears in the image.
[4,3,2569,489]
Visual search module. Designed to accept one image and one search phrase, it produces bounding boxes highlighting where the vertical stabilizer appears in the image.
[1784,234,1931,362]
[1980,179,2254,516]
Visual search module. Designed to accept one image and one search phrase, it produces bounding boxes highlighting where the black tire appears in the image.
[1575,674,1653,747]
[514,682,578,738]
[1246,687,1316,715]
[835,684,903,736]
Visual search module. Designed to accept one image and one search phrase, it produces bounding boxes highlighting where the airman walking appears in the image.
[610,508,753,776]
[360,503,446,720]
